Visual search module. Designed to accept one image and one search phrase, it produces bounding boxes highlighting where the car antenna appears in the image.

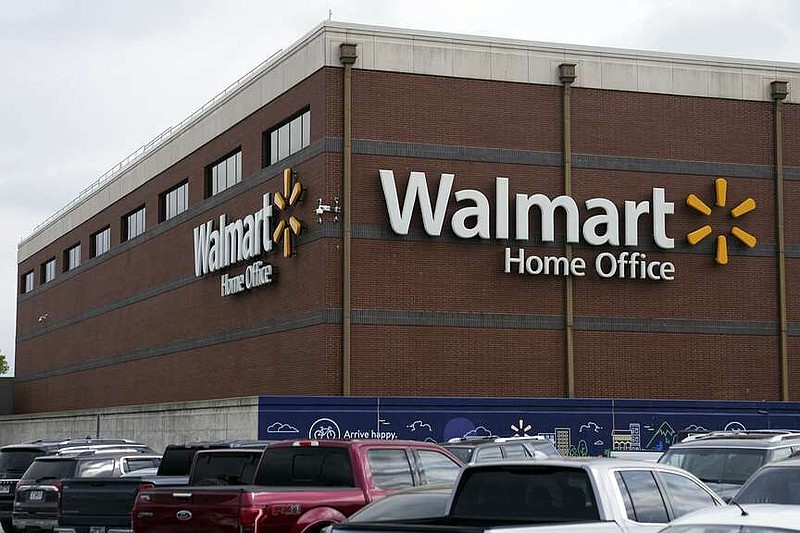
[729,499,749,516]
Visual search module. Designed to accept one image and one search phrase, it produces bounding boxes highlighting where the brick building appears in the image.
[15,21,800,414]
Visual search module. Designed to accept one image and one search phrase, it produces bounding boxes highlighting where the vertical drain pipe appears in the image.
[559,63,577,399]
[340,43,357,396]
[771,80,789,401]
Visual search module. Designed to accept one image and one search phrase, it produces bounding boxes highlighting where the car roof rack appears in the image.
[680,429,800,443]
[444,435,498,444]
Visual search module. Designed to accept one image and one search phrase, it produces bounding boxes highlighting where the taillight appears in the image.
[239,506,262,533]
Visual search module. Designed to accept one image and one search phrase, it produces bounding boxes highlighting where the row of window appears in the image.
[20,109,311,295]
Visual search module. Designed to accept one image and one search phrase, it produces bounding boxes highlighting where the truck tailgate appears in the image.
[134,487,247,533]
[59,477,146,529]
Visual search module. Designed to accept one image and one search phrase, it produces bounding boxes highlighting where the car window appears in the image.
[78,459,115,477]
[255,447,354,487]
[21,459,76,481]
[444,446,473,463]
[660,448,766,485]
[475,446,503,462]
[736,467,800,504]
[769,447,793,462]
[124,456,161,473]
[659,471,719,517]
[615,470,669,523]
[527,441,561,457]
[367,449,414,490]
[415,450,461,485]
[450,466,598,521]
[192,453,261,485]
[502,444,527,459]
[349,490,451,522]
[0,450,44,474]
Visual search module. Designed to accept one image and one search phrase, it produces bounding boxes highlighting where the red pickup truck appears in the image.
[132,439,463,533]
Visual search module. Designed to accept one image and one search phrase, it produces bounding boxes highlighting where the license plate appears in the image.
[29,490,43,501]
[90,527,107,533]
[0,485,9,494]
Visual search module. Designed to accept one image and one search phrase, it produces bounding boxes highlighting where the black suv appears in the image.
[12,446,157,532]
[0,438,148,533]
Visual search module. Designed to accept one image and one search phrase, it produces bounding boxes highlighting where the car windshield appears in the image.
[735,466,800,504]
[663,526,799,533]
[444,446,474,463]
[349,490,451,522]
[21,459,76,481]
[660,448,766,485]
[0,450,44,475]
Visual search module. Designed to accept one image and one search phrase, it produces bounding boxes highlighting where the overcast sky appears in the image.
[2,0,799,376]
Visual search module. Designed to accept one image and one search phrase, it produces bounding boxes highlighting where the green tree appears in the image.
[0,353,9,376]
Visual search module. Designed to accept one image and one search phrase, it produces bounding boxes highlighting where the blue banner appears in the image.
[258,396,800,457]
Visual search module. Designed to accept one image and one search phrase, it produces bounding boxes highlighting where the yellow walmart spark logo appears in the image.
[686,178,756,265]
[273,168,303,258]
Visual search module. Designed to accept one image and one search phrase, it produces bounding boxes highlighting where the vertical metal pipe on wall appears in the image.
[559,64,577,398]
[340,44,357,396]
[771,80,789,401]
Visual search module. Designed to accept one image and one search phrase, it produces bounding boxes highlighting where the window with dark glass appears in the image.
[475,446,503,462]
[501,443,528,459]
[91,227,111,257]
[615,470,669,523]
[41,258,56,284]
[659,471,718,517]
[21,271,34,294]
[123,206,146,241]
[266,109,310,166]
[367,449,414,490]
[64,243,81,272]
[415,450,461,484]
[207,151,242,197]
[160,180,189,221]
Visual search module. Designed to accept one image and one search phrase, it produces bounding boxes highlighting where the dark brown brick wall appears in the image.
[14,67,800,412]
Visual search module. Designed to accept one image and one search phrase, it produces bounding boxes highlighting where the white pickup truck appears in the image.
[329,458,726,533]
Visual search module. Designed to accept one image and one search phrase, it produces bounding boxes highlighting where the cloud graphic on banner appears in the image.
[407,420,432,432]
[464,426,493,438]
[267,422,299,433]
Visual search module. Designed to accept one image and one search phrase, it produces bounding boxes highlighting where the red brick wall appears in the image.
[14,67,800,412]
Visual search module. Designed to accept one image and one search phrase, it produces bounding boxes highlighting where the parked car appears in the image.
[659,503,800,532]
[57,447,263,533]
[658,429,800,499]
[0,438,151,533]
[132,439,463,533]
[340,484,453,523]
[328,458,725,533]
[12,446,157,532]
[734,456,800,504]
[442,435,561,463]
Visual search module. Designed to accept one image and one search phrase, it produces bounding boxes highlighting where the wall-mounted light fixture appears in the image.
[37,313,48,323]
[315,197,341,224]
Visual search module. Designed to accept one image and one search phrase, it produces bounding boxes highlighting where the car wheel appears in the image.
[1,518,16,533]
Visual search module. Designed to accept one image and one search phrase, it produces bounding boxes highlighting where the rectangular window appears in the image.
[64,243,81,272]
[21,271,34,294]
[266,109,310,167]
[41,258,56,284]
[207,150,242,197]
[91,227,111,257]
[160,180,189,222]
[123,206,146,241]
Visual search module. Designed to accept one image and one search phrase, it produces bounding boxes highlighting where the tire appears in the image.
[1,517,15,533]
